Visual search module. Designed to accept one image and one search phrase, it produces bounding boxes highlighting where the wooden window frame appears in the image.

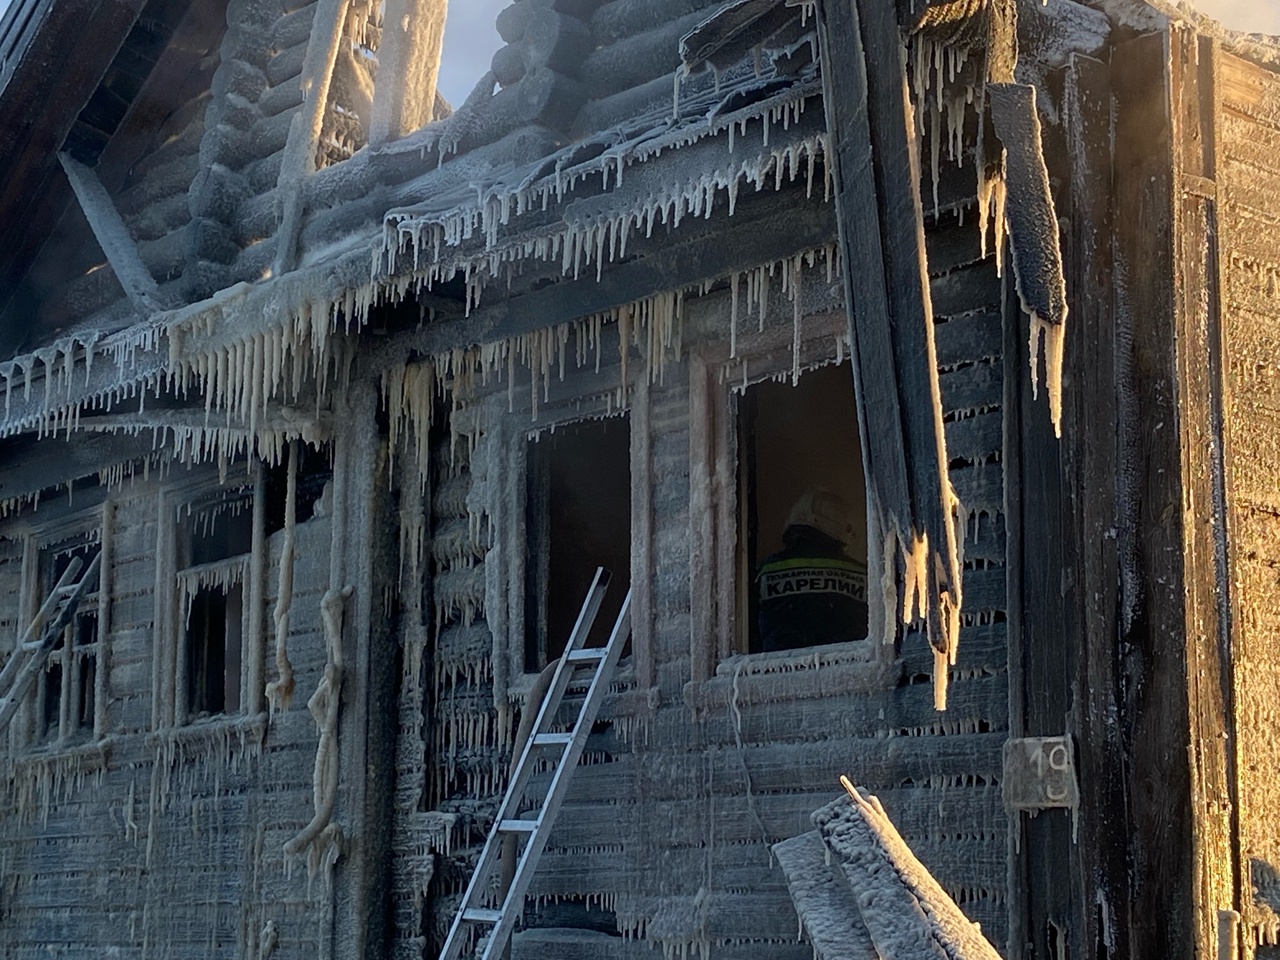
[689,310,892,683]
[11,503,112,749]
[480,367,655,707]
[155,472,266,729]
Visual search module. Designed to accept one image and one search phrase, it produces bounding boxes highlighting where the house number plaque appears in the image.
[1002,736,1080,812]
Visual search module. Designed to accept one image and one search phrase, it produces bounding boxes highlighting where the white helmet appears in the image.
[786,489,855,543]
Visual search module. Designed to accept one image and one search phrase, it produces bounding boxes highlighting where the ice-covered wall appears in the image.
[382,198,1012,958]
[0,475,335,958]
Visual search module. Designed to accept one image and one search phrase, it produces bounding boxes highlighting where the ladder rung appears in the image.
[531,732,573,747]
[565,648,607,663]
[498,819,538,834]
[462,908,502,924]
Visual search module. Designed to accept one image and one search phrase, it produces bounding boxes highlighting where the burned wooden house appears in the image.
[1,0,1279,956]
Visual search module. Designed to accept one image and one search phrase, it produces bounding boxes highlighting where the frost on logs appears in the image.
[776,778,1003,960]
[908,0,1070,437]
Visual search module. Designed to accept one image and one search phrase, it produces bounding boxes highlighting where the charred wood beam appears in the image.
[366,182,837,371]
[58,152,168,316]
[815,0,962,698]
[1111,30,1197,958]
[0,431,158,503]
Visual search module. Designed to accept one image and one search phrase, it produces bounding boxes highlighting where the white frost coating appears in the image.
[380,247,839,490]
[284,585,352,870]
[810,780,1003,960]
[377,84,828,315]
[1,82,829,503]
[265,441,299,715]
[5,744,109,827]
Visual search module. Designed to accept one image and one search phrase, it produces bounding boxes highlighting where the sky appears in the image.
[1192,0,1280,33]
[427,0,1280,106]
[436,0,509,108]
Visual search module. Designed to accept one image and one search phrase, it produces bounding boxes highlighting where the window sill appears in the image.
[12,735,112,769]
[683,639,897,714]
[146,711,268,755]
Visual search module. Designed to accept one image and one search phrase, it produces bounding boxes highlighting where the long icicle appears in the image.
[266,441,299,713]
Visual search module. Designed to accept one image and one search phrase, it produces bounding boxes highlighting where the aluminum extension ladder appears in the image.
[0,551,102,734]
[439,567,632,960]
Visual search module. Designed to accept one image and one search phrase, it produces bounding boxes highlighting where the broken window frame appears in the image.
[156,476,263,727]
[689,309,892,683]
[12,507,108,749]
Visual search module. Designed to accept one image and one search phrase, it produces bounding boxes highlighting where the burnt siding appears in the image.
[1220,51,1280,946]
[0,478,334,959]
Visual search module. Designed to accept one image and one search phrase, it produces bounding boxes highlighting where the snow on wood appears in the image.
[779,780,1004,960]
[57,153,169,318]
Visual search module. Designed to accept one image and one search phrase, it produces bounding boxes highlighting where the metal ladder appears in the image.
[0,551,102,734]
[439,567,632,960]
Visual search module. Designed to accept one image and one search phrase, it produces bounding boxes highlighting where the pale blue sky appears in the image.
[437,0,508,107]
[426,0,1280,105]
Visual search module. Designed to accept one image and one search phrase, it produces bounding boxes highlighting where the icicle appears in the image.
[1029,313,1065,438]
[266,441,299,715]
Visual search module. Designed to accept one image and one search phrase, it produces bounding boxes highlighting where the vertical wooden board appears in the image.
[1111,28,1199,960]
[1219,47,1280,950]
[1061,50,1138,960]
[1003,206,1078,960]
[1170,31,1238,959]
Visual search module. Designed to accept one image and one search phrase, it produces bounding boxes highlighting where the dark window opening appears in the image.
[76,645,96,731]
[524,417,631,672]
[264,444,334,535]
[186,584,243,718]
[182,496,250,720]
[188,497,252,567]
[40,662,63,738]
[737,363,869,654]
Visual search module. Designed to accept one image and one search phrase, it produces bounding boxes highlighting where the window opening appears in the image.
[736,363,869,654]
[264,443,333,535]
[180,495,252,720]
[36,538,100,741]
[524,416,631,672]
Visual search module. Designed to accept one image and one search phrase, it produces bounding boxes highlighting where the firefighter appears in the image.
[757,490,869,651]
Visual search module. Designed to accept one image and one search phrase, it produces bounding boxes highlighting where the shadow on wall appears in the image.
[437,0,508,107]
[1254,859,1280,913]
[1253,857,1280,959]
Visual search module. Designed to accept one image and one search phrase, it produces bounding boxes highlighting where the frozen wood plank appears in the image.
[816,0,963,693]
[774,831,879,960]
[934,309,1004,368]
[945,412,1003,464]
[930,263,1004,319]
[369,0,448,144]
[58,153,167,316]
